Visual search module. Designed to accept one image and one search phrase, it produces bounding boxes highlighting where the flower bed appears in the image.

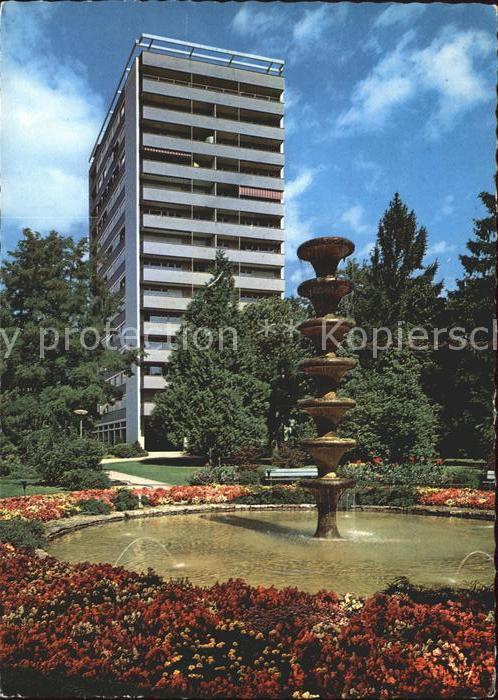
[416,488,495,511]
[0,544,493,698]
[0,485,494,524]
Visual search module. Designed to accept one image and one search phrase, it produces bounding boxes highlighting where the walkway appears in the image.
[101,451,186,465]
[106,470,169,487]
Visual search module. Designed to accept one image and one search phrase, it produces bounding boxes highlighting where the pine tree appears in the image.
[433,192,496,457]
[362,193,444,331]
[151,251,269,464]
[0,229,136,442]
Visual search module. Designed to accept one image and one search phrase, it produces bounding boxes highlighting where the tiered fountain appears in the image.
[297,236,358,539]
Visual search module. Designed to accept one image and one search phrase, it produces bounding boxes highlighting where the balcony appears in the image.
[142,76,283,109]
[143,375,168,390]
[142,401,155,416]
[143,348,173,363]
[142,186,283,217]
[142,213,284,242]
[142,294,192,311]
[142,106,283,142]
[143,133,283,166]
[143,266,283,292]
[142,159,282,191]
[143,319,182,336]
[142,239,283,267]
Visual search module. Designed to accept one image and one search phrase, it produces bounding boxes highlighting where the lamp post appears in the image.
[73,409,88,438]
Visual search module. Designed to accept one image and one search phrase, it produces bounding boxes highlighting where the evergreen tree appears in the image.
[338,348,439,462]
[151,251,269,464]
[239,296,315,447]
[432,192,496,457]
[0,229,136,443]
[358,193,444,333]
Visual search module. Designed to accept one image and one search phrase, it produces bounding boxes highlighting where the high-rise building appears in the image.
[89,35,285,447]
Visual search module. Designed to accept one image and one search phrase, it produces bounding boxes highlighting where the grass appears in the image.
[0,479,65,499]
[106,461,202,485]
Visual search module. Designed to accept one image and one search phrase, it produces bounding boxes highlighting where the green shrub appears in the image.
[189,465,260,486]
[229,444,264,471]
[273,445,308,469]
[113,489,139,511]
[234,485,312,505]
[60,469,111,491]
[107,442,148,458]
[355,485,418,507]
[22,430,106,485]
[339,460,447,487]
[442,466,481,489]
[0,437,21,476]
[0,518,45,549]
[77,498,112,515]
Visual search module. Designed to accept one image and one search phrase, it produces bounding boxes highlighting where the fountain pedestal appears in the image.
[297,236,358,539]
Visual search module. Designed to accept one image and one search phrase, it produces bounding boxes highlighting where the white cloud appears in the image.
[438,195,455,219]
[335,26,493,138]
[284,167,320,285]
[1,4,104,239]
[427,240,456,257]
[340,205,374,236]
[231,4,347,61]
[374,4,426,29]
[292,5,334,42]
[353,155,383,192]
[231,5,284,38]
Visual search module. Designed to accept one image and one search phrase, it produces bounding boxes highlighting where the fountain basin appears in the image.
[299,355,358,384]
[297,237,355,276]
[301,437,356,472]
[298,277,353,315]
[298,397,356,429]
[47,510,494,596]
[298,317,355,352]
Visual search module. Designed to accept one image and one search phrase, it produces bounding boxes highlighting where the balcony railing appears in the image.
[143,73,281,103]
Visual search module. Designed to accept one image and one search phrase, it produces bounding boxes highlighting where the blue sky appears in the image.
[1,1,495,293]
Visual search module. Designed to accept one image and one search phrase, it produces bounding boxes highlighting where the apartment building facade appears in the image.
[89,35,285,447]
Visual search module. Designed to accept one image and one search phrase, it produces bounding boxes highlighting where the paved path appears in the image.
[101,451,186,465]
[106,470,169,487]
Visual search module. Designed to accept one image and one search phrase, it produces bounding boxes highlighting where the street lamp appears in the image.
[73,409,88,437]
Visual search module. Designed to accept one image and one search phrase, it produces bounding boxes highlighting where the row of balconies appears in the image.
[143,132,283,166]
[142,184,283,217]
[142,158,282,190]
[142,238,283,267]
[142,266,284,291]
[141,75,283,113]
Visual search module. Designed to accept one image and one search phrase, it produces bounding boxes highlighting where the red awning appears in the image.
[239,186,282,201]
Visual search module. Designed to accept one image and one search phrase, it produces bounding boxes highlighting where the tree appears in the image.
[355,193,444,335]
[431,192,496,457]
[239,296,315,447]
[151,251,269,464]
[0,229,136,444]
[338,348,439,463]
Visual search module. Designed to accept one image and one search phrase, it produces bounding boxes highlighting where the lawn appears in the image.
[0,479,65,499]
[107,461,201,485]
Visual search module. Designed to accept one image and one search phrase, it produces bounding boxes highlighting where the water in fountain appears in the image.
[296,236,358,539]
[113,537,185,569]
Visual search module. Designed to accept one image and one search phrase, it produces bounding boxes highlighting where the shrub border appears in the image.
[44,500,493,543]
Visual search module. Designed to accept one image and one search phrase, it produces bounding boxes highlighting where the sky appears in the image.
[1,1,495,294]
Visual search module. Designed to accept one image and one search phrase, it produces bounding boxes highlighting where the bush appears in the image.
[107,442,148,459]
[234,485,312,505]
[229,444,264,471]
[113,489,139,511]
[0,518,45,549]
[339,460,447,487]
[23,430,106,485]
[355,485,418,507]
[273,445,308,469]
[0,437,21,476]
[59,469,111,491]
[443,466,481,489]
[189,465,261,486]
[77,498,111,515]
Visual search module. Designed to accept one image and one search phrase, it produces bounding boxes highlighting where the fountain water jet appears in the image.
[297,236,357,539]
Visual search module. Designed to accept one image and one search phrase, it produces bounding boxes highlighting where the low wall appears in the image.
[44,501,493,542]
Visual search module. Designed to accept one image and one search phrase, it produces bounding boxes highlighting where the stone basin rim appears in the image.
[297,237,355,260]
[298,398,357,408]
[298,317,355,329]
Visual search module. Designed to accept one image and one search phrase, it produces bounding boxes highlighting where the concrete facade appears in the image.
[89,35,285,447]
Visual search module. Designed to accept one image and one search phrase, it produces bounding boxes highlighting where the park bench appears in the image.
[265,467,318,484]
